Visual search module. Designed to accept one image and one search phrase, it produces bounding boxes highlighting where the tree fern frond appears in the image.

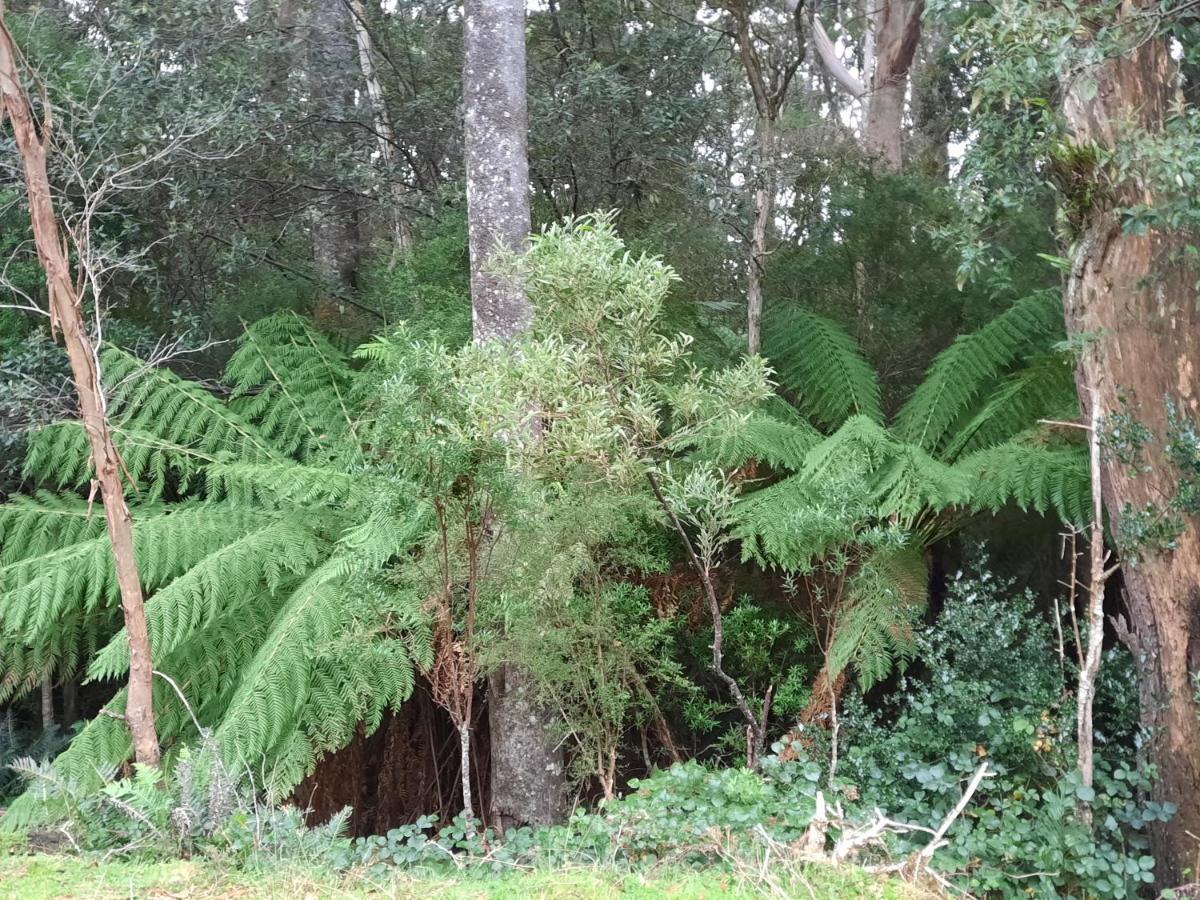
[895,291,1063,452]
[829,544,927,690]
[0,492,109,565]
[204,460,362,508]
[956,440,1091,528]
[687,412,821,472]
[0,504,263,645]
[942,352,1079,461]
[872,444,971,524]
[86,516,323,682]
[763,307,883,427]
[225,313,358,458]
[102,347,281,465]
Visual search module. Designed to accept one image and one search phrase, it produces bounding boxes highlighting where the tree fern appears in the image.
[894,290,1063,452]
[763,306,883,427]
[956,440,1091,528]
[829,544,927,690]
[225,313,358,459]
[941,351,1079,461]
[0,319,434,826]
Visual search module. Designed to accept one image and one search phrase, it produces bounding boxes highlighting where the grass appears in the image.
[0,853,933,899]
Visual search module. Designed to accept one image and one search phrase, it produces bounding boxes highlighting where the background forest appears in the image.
[0,1,1198,897]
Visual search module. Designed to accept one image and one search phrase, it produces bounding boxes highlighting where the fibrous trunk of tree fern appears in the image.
[1063,4,1200,880]
[463,0,565,829]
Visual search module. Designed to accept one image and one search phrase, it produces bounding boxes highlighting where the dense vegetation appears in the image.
[1,0,1198,897]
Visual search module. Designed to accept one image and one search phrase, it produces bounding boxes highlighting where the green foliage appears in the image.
[11,737,352,866]
[763,307,883,427]
[895,290,1064,453]
[0,314,432,826]
[834,566,1159,898]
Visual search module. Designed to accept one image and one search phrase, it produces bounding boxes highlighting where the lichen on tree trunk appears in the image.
[463,0,565,828]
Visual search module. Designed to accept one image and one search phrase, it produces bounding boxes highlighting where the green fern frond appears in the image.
[763,307,883,427]
[895,291,1063,452]
[829,544,927,690]
[872,444,971,524]
[86,516,323,682]
[942,352,1079,461]
[0,505,264,646]
[225,313,357,458]
[102,347,281,465]
[0,492,109,565]
[956,440,1090,528]
[686,411,821,473]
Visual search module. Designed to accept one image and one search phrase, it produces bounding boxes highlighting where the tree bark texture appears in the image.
[1062,3,1200,879]
[863,0,924,169]
[486,665,565,829]
[463,0,564,829]
[309,0,362,326]
[464,0,532,343]
[0,10,160,766]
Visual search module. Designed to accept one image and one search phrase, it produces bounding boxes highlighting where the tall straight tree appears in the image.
[462,0,565,828]
[0,7,159,766]
[1061,0,1200,880]
[720,0,802,354]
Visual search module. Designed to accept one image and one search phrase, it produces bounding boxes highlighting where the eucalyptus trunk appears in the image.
[863,0,924,169]
[1062,2,1200,879]
[463,0,565,829]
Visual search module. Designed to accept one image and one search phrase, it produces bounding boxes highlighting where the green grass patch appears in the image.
[0,853,931,899]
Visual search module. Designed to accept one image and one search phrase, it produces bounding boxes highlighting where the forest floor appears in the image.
[0,853,933,898]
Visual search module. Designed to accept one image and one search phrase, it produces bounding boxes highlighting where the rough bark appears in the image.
[40,677,54,732]
[1062,4,1200,879]
[863,0,924,169]
[464,0,532,343]
[308,0,363,326]
[463,0,565,829]
[0,10,160,766]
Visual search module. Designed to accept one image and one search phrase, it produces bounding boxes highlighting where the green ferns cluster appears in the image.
[0,314,432,825]
[723,288,1088,689]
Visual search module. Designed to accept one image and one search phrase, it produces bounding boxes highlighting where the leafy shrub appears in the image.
[332,758,823,875]
[832,566,1161,898]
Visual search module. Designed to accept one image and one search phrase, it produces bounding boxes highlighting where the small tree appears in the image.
[0,8,159,766]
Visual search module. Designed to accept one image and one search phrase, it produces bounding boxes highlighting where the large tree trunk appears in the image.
[1062,4,1200,880]
[863,0,924,169]
[308,0,363,327]
[0,11,160,766]
[463,0,565,829]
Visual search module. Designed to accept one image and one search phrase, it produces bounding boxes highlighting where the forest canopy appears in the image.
[0,1,1198,897]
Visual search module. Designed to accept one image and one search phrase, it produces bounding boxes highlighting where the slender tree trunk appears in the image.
[747,115,774,355]
[463,0,565,829]
[39,677,53,732]
[0,12,160,766]
[863,0,924,169]
[1062,5,1200,879]
[1076,381,1111,821]
[61,675,77,727]
[348,0,414,257]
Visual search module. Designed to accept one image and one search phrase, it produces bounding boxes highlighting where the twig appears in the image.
[646,469,764,766]
[915,761,992,867]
